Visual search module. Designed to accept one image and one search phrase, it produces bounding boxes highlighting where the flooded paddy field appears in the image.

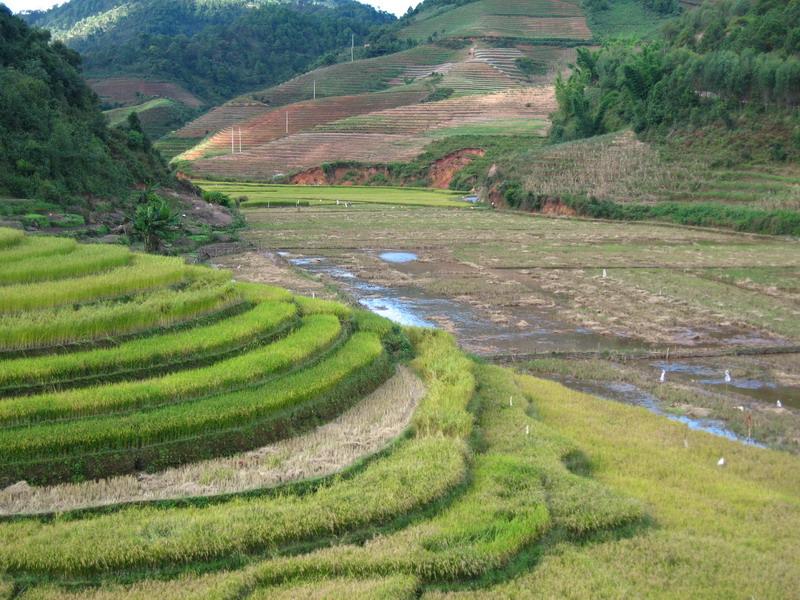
[225,203,800,451]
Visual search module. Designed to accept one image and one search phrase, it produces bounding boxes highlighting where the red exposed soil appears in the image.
[290,166,391,186]
[429,149,485,189]
[541,199,577,216]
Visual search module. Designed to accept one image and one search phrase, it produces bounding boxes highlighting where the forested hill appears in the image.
[0,5,168,206]
[551,0,800,146]
[20,0,395,102]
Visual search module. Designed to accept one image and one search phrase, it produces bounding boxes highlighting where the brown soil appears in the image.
[429,149,485,189]
[290,166,391,186]
[541,199,577,217]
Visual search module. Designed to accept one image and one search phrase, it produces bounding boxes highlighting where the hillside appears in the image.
[0,7,239,251]
[0,228,797,597]
[20,0,395,104]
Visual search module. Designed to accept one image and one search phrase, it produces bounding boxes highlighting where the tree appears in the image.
[133,193,179,252]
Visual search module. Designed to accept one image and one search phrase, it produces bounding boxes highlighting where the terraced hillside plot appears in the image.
[179,89,428,161]
[172,45,462,143]
[104,98,192,139]
[401,0,592,41]
[189,133,431,180]
[89,78,203,108]
[317,88,555,135]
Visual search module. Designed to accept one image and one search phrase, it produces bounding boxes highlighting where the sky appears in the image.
[4,0,415,15]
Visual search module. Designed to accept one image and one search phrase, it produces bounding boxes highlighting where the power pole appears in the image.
[286,112,289,135]
[238,128,242,153]
[231,128,235,154]
[351,34,354,63]
[313,80,316,100]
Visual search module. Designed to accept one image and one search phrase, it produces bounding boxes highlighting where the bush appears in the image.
[202,190,232,207]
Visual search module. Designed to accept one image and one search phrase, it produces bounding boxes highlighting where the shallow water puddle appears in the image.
[652,361,800,409]
[379,251,418,264]
[556,378,764,447]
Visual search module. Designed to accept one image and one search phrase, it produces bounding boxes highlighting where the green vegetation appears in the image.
[104,98,197,139]
[0,278,239,351]
[25,0,395,103]
[0,7,169,208]
[0,256,198,313]
[583,0,679,40]
[195,181,467,207]
[0,299,295,390]
[0,244,131,287]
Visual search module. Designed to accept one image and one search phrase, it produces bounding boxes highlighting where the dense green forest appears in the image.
[551,0,800,142]
[22,0,395,102]
[0,5,168,206]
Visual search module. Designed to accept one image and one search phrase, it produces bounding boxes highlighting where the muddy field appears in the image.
[226,204,800,451]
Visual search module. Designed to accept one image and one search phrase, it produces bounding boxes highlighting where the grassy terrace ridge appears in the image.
[0,311,340,427]
[0,278,240,352]
[195,181,468,208]
[0,296,292,391]
[0,244,133,287]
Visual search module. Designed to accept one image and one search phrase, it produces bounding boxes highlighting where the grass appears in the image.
[0,312,338,427]
[0,278,240,351]
[194,181,467,208]
[0,228,23,249]
[585,0,677,40]
[0,236,77,262]
[0,298,295,390]
[0,244,132,287]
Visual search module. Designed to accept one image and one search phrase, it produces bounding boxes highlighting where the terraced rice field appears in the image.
[88,77,203,108]
[178,89,428,161]
[186,88,554,179]
[0,226,797,596]
[318,88,554,135]
[189,133,431,180]
[401,0,592,41]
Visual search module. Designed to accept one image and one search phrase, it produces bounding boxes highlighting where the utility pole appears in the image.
[351,34,354,63]
[238,128,242,153]
[286,112,289,135]
[231,128,235,154]
[313,80,316,100]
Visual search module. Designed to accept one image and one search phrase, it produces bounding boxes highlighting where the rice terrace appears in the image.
[1,0,800,598]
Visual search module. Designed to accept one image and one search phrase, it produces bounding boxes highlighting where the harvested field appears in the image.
[88,78,203,108]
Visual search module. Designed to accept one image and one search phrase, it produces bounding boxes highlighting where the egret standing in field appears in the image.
[602,269,608,279]
[724,370,732,383]
[717,457,726,467]
[777,400,783,409]
[660,369,666,383]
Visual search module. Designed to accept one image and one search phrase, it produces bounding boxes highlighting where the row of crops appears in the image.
[0,230,396,488]
[0,227,654,597]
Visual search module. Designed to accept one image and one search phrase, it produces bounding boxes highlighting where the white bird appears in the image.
[525,424,530,436]
[660,369,666,383]
[736,406,744,412]
[717,457,726,467]
[777,400,783,409]
[602,269,608,279]
[509,396,513,407]
[724,370,732,383]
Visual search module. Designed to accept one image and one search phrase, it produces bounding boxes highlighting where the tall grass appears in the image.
[0,331,382,462]
[0,236,76,262]
[0,244,132,287]
[0,228,23,250]
[295,295,353,319]
[0,300,295,389]
[0,255,200,313]
[0,312,338,426]
[0,280,240,351]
